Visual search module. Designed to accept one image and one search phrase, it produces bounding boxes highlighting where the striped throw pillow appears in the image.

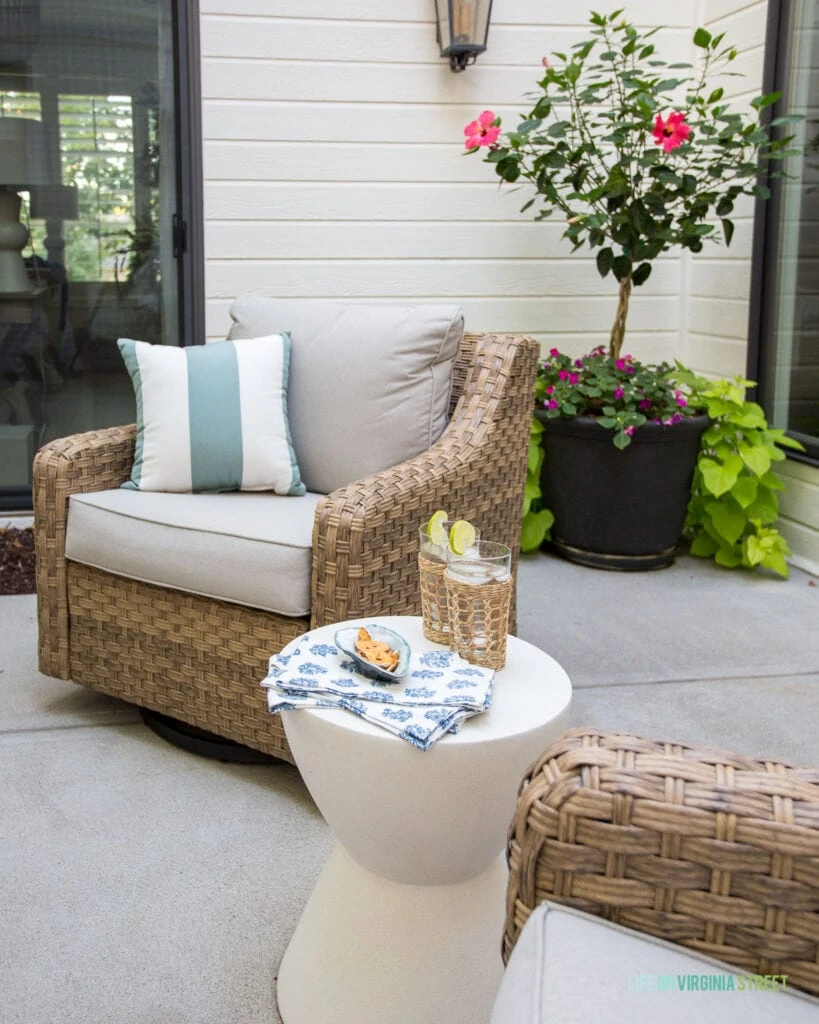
[117,335,305,495]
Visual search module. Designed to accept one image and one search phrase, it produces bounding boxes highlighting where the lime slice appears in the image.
[427,509,449,547]
[449,519,477,555]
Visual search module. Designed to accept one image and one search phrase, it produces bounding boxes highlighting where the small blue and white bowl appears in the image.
[334,624,411,683]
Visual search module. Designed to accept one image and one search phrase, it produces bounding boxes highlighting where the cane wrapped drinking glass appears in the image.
[445,541,512,669]
[418,522,480,643]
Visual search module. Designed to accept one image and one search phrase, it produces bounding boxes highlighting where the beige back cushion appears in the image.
[227,296,464,494]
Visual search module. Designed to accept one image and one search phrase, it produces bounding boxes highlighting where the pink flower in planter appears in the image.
[545,385,555,394]
[675,391,688,407]
[558,370,570,381]
[614,387,625,399]
[541,56,551,69]
[575,359,583,368]
[625,425,636,436]
[615,358,627,371]
[545,399,559,410]
[639,399,653,410]
[549,347,561,358]
[569,373,580,384]
[653,111,691,153]
[464,110,500,149]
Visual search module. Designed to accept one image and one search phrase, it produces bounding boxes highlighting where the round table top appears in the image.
[293,615,572,746]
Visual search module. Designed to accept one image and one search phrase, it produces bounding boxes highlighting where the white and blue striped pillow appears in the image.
[117,334,305,495]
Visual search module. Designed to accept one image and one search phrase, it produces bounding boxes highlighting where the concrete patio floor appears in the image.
[1,550,817,1023]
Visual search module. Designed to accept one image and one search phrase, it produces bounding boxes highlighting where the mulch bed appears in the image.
[0,527,36,595]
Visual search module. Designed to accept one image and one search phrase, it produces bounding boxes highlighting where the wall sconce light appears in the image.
[435,0,493,72]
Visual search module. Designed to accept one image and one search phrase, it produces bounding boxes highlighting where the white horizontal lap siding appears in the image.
[201,1,695,363]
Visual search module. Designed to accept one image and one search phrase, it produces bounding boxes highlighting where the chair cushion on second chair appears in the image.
[65,488,324,617]
[491,902,818,1024]
[227,296,464,495]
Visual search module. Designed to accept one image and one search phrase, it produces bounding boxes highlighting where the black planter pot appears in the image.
[534,411,710,571]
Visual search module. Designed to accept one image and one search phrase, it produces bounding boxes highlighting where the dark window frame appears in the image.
[0,0,204,512]
[748,0,819,465]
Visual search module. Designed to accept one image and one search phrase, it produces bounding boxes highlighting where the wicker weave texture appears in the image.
[446,575,512,670]
[504,728,819,995]
[34,331,539,760]
[418,553,449,644]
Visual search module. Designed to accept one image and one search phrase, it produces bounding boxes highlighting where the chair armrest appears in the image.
[504,727,819,996]
[310,332,539,629]
[34,425,136,678]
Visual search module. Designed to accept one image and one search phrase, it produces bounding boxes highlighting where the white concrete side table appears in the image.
[276,615,572,1024]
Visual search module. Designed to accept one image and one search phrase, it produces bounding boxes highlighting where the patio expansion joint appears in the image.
[576,669,819,690]
[0,719,144,740]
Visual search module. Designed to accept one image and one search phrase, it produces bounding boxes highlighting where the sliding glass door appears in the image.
[755,0,819,461]
[0,0,200,506]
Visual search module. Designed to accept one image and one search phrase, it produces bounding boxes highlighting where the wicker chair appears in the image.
[504,727,819,997]
[34,330,539,764]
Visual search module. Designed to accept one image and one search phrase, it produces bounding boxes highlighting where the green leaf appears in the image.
[520,509,554,552]
[527,439,544,475]
[632,262,652,286]
[751,90,783,110]
[524,478,540,506]
[739,443,771,477]
[705,501,747,546]
[715,546,743,567]
[596,246,614,278]
[730,476,757,508]
[761,550,789,577]
[708,87,724,104]
[744,534,765,565]
[699,456,742,497]
[721,218,734,246]
[689,532,719,558]
[693,27,712,48]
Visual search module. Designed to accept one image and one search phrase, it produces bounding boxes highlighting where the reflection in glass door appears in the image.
[760,0,819,458]
[0,0,183,502]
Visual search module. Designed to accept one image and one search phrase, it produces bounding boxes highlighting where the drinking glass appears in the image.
[444,541,512,669]
[418,522,480,643]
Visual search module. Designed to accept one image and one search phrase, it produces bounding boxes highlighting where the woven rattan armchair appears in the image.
[34,330,539,764]
[504,727,819,996]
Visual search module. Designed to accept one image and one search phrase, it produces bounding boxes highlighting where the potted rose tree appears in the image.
[464,9,800,570]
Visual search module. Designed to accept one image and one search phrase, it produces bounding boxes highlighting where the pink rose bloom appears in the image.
[614,387,624,399]
[625,366,635,375]
[558,370,570,381]
[625,425,635,436]
[464,110,500,149]
[653,111,691,153]
[569,373,579,385]
[549,347,561,358]
[541,56,551,69]
[545,385,555,394]
[574,359,583,368]
[615,359,626,371]
[547,399,559,410]
[639,399,652,410]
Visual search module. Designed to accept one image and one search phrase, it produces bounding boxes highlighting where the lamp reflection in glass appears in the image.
[435,0,493,72]
[0,116,52,294]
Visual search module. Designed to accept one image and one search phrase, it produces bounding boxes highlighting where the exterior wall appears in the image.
[200,0,694,362]
[200,0,818,572]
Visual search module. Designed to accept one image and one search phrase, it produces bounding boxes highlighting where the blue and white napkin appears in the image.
[261,629,494,751]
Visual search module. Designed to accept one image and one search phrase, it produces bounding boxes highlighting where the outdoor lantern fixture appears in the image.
[435,0,493,72]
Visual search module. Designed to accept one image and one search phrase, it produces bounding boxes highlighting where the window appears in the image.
[0,1,202,507]
[753,0,819,462]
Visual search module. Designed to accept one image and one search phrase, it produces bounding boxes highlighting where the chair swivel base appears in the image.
[139,708,280,765]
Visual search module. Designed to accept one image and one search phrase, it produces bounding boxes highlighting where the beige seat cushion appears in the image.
[65,488,323,617]
[492,902,819,1024]
[227,296,463,494]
